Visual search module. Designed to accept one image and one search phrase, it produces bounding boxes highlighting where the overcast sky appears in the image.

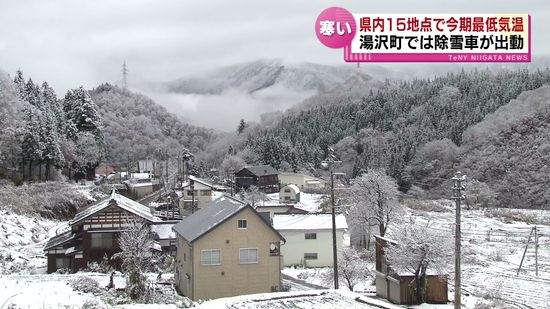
[0,0,548,94]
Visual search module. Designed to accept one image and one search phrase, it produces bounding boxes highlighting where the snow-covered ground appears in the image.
[406,201,550,309]
[199,289,384,308]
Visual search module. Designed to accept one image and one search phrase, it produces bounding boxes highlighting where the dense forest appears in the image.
[226,68,550,208]
[0,71,215,182]
[90,84,215,164]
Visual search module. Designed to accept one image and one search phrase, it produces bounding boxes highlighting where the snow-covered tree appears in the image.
[348,169,403,249]
[72,131,104,180]
[324,247,373,291]
[385,223,452,304]
[220,155,246,176]
[240,185,265,207]
[237,118,247,134]
[113,217,155,300]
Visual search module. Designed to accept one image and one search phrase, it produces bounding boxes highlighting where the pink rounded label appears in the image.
[315,7,356,49]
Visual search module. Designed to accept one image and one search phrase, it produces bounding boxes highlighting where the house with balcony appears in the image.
[172,195,285,300]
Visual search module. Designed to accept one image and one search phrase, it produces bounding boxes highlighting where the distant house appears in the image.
[124,174,160,199]
[138,159,156,174]
[374,235,448,305]
[278,172,326,191]
[178,175,216,212]
[44,191,174,273]
[279,184,300,204]
[254,204,308,222]
[172,195,285,300]
[95,163,117,177]
[273,214,347,267]
[235,165,278,194]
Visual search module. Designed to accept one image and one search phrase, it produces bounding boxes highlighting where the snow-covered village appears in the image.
[1,1,550,309]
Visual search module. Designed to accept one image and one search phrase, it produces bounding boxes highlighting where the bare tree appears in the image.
[240,185,266,207]
[348,170,403,249]
[385,223,452,303]
[324,247,373,291]
[113,217,155,300]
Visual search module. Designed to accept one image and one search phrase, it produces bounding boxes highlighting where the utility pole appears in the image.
[322,147,343,290]
[535,226,539,276]
[190,178,195,214]
[451,171,466,309]
[330,170,339,290]
[517,227,534,275]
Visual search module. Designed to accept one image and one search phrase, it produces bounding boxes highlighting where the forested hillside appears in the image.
[90,84,215,164]
[0,71,216,182]
[240,69,550,193]
[409,86,550,209]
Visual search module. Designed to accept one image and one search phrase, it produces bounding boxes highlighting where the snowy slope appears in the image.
[0,209,60,274]
[164,59,358,95]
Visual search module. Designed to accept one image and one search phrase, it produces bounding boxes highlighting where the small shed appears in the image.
[279,184,300,203]
[374,234,448,305]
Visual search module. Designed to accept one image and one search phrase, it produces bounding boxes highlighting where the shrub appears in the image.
[80,299,108,309]
[69,276,103,294]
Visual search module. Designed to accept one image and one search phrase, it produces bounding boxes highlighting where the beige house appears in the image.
[179,175,215,211]
[278,172,326,191]
[172,195,285,300]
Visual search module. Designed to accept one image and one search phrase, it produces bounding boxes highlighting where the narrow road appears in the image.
[281,274,328,291]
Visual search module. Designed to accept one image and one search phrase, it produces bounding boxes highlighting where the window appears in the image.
[238,219,247,229]
[200,249,221,265]
[239,248,258,264]
[305,233,317,240]
[304,253,318,260]
[285,196,291,201]
[56,257,71,270]
[200,190,211,196]
[90,233,114,249]
[284,188,291,193]
[187,190,198,196]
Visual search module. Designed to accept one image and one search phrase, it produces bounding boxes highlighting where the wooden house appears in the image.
[172,195,285,300]
[235,165,279,194]
[374,234,448,305]
[44,190,174,273]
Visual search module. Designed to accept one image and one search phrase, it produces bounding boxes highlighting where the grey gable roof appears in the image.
[239,165,278,177]
[172,195,285,243]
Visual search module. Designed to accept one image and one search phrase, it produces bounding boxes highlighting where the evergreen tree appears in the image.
[237,118,247,134]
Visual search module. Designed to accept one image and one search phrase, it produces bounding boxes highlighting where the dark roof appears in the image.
[172,195,285,244]
[238,165,278,177]
[71,190,160,225]
[44,231,76,250]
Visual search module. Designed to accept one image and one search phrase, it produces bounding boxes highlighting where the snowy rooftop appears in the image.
[172,195,248,243]
[281,184,300,193]
[181,175,215,189]
[273,213,347,231]
[70,190,160,225]
[151,221,178,240]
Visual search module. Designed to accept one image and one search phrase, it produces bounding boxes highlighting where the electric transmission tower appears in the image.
[122,61,128,89]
